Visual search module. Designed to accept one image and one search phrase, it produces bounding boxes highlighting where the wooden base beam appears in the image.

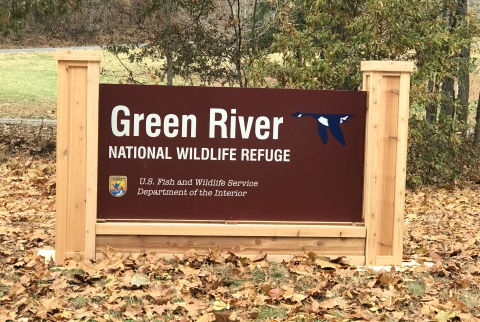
[96,235,366,264]
[95,222,366,238]
[96,235,365,254]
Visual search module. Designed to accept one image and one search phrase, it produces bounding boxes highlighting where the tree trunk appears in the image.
[165,0,173,86]
[441,78,455,117]
[474,91,480,150]
[426,105,437,123]
[251,0,258,52]
[457,46,470,125]
[236,0,243,87]
[426,80,437,123]
[456,0,469,125]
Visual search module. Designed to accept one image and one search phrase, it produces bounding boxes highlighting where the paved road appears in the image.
[0,118,56,125]
[0,46,102,53]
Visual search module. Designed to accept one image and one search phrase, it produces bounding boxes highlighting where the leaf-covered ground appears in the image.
[1,154,480,321]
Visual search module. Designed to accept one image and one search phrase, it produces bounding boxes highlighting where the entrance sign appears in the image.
[54,50,414,266]
[97,85,366,222]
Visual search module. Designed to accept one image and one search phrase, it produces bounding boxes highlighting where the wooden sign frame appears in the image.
[55,50,413,266]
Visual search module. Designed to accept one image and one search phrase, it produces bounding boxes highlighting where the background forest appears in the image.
[1,0,480,187]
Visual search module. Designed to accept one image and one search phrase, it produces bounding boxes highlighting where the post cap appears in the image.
[56,50,103,62]
[361,61,414,72]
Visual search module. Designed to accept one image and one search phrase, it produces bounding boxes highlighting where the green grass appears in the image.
[125,295,143,307]
[458,289,480,311]
[251,267,266,284]
[2,48,480,121]
[406,280,426,297]
[0,52,57,104]
[256,305,286,321]
[0,51,57,119]
[101,50,167,85]
[268,263,290,287]
[0,284,10,298]
[69,295,89,309]
[295,275,317,292]
[0,50,170,119]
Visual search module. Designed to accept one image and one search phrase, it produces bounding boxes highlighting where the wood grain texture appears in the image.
[55,61,69,263]
[361,61,413,265]
[362,70,381,265]
[361,61,414,73]
[55,50,103,62]
[392,72,411,264]
[378,75,400,256]
[55,51,103,263]
[65,66,88,258]
[374,256,396,266]
[96,235,365,256]
[85,60,101,260]
[95,223,366,238]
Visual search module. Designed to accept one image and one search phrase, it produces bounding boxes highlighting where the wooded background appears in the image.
[1,0,480,188]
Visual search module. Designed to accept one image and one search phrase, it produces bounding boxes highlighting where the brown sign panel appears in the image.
[97,85,366,222]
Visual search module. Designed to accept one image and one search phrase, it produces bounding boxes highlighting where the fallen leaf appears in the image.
[252,252,267,262]
[212,300,229,311]
[269,287,284,300]
[314,258,339,269]
[130,273,151,286]
[319,298,336,309]
[435,310,458,322]
[197,313,216,322]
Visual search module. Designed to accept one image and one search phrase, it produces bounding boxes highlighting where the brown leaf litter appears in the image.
[1,156,480,321]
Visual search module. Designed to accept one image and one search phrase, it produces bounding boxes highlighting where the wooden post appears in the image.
[55,50,102,264]
[361,61,414,266]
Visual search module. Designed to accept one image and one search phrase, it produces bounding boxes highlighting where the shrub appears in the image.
[407,115,480,188]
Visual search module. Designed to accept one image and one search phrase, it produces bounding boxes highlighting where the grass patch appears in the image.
[459,289,480,311]
[69,295,89,309]
[106,310,123,320]
[256,305,286,321]
[295,275,317,292]
[171,296,184,303]
[206,262,242,287]
[0,284,10,298]
[268,263,290,287]
[251,267,266,284]
[0,52,57,104]
[101,50,168,85]
[0,52,57,119]
[406,280,426,297]
[64,268,86,277]
[0,50,175,120]
[125,295,143,307]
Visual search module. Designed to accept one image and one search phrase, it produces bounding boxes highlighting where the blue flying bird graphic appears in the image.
[292,112,354,146]
[112,182,121,190]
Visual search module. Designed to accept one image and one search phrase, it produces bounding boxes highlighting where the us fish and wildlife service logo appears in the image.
[109,176,127,197]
